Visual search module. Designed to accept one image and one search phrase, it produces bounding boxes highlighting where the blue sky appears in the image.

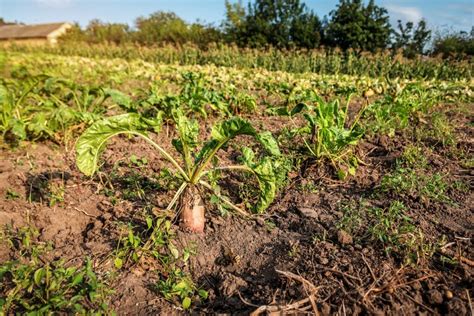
[1,0,472,32]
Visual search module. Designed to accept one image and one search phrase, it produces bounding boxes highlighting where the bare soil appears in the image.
[0,112,472,315]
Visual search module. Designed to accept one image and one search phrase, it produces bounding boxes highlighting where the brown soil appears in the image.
[0,112,472,315]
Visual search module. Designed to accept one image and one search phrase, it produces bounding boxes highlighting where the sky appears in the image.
[0,0,473,33]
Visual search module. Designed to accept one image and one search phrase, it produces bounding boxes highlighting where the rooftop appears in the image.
[0,23,69,40]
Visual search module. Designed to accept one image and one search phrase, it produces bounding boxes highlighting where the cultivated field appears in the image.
[0,50,472,314]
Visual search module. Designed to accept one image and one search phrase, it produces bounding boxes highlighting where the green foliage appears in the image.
[75,111,287,216]
[326,0,391,51]
[392,19,431,58]
[285,96,365,178]
[364,82,436,136]
[368,201,435,263]
[0,226,111,314]
[0,68,110,145]
[233,0,322,48]
[14,43,472,81]
[337,200,437,264]
[61,20,130,45]
[75,113,159,176]
[380,166,451,203]
[133,11,221,47]
[432,28,474,58]
[156,268,208,310]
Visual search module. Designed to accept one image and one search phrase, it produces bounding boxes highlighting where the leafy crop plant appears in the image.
[75,110,287,233]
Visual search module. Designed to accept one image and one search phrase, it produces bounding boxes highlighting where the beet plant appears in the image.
[277,95,365,178]
[75,110,286,232]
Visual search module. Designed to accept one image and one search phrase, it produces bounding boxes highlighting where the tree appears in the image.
[224,0,322,48]
[223,0,247,43]
[392,19,431,57]
[325,0,391,51]
[134,12,190,45]
[432,27,474,58]
[133,11,221,46]
[85,20,130,44]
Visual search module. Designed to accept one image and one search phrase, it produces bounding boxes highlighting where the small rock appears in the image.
[337,230,353,245]
[255,217,265,227]
[445,290,453,300]
[219,275,247,296]
[319,257,329,265]
[412,281,422,290]
[102,213,113,221]
[428,289,443,304]
[319,214,334,222]
[297,207,319,219]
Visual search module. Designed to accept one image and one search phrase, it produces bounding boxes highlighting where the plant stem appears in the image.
[199,180,252,217]
[134,133,190,181]
[166,181,188,211]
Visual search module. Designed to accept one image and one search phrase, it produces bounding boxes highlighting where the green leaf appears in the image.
[10,119,27,140]
[33,268,44,286]
[210,117,255,143]
[71,272,84,286]
[198,289,208,299]
[146,217,153,230]
[104,88,133,110]
[256,131,280,156]
[290,103,308,116]
[182,297,191,309]
[76,113,157,176]
[114,257,123,269]
[241,147,287,213]
[195,117,257,165]
[168,243,179,259]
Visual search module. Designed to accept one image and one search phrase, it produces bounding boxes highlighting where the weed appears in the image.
[0,225,111,314]
[5,189,20,200]
[368,201,436,264]
[336,200,365,235]
[380,168,451,203]
[156,267,208,310]
[48,182,65,207]
[400,144,429,169]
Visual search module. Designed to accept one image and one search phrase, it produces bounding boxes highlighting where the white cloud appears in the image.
[386,5,423,23]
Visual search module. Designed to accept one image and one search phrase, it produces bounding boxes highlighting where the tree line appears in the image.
[8,0,473,58]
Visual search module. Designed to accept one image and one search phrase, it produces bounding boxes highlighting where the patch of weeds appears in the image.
[5,189,20,200]
[452,180,469,193]
[288,241,300,258]
[113,215,175,268]
[298,179,319,193]
[400,144,429,169]
[112,214,207,310]
[417,112,455,146]
[129,154,148,168]
[0,225,112,314]
[106,168,162,202]
[48,182,65,207]
[311,230,328,244]
[156,268,208,310]
[336,200,366,235]
[368,201,436,264]
[264,220,276,232]
[380,167,451,203]
[460,157,474,169]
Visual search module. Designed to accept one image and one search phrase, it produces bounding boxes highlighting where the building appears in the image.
[0,22,72,45]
